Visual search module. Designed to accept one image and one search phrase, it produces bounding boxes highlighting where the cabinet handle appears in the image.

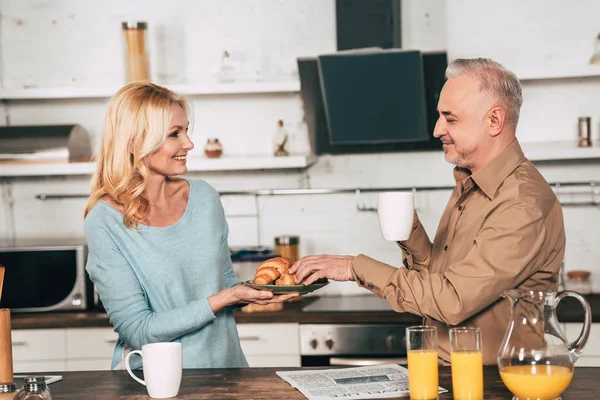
[239,336,260,341]
[103,339,117,344]
[11,341,27,346]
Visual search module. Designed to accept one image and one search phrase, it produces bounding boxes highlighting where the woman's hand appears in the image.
[229,284,299,305]
[209,284,299,312]
[288,255,355,285]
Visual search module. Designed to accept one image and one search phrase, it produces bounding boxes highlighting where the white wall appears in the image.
[1,0,600,296]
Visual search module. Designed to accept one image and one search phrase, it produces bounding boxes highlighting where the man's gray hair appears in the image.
[446,58,523,126]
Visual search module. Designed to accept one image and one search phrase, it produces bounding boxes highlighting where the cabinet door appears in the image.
[11,329,66,362]
[66,359,112,371]
[236,323,300,356]
[13,361,67,373]
[66,327,118,360]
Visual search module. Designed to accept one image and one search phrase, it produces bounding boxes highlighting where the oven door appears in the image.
[300,324,409,367]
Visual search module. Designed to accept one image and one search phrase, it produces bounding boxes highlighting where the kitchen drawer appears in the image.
[67,359,112,371]
[13,360,67,373]
[565,322,600,356]
[246,355,300,368]
[12,329,66,361]
[66,328,118,359]
[237,323,299,356]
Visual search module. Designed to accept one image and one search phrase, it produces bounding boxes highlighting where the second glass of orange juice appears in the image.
[450,327,483,400]
[406,326,439,400]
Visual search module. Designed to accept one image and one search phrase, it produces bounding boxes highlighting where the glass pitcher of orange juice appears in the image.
[498,289,591,400]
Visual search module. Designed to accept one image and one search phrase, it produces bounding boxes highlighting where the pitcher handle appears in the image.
[556,290,592,362]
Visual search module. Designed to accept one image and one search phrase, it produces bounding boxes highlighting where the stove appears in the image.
[300,296,412,367]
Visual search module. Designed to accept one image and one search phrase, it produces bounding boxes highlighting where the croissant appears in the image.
[253,267,281,285]
[275,272,296,285]
[256,257,291,275]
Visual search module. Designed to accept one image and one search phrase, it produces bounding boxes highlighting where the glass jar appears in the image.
[566,270,592,294]
[275,235,300,263]
[122,21,150,83]
[204,138,223,158]
[590,33,600,65]
[273,120,290,157]
[13,377,52,400]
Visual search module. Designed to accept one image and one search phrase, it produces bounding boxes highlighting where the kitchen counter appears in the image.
[39,366,600,399]
[9,293,600,330]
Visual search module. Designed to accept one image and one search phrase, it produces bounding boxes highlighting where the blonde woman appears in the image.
[84,82,297,370]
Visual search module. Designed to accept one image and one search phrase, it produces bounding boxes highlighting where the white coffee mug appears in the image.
[125,342,182,399]
[378,191,414,241]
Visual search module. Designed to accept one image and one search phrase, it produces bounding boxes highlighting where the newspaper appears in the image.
[276,364,447,400]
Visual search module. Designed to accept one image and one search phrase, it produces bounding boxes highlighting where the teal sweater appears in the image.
[84,179,247,369]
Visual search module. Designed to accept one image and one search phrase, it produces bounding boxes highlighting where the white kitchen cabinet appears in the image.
[12,327,117,372]
[11,329,67,373]
[66,327,117,371]
[565,322,600,367]
[237,323,300,367]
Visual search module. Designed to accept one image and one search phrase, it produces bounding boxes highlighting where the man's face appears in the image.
[433,74,492,171]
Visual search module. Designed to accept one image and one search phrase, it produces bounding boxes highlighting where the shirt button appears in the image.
[367,283,374,290]
[458,205,463,211]
[444,245,448,251]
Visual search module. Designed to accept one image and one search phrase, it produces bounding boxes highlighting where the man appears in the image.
[288,58,566,365]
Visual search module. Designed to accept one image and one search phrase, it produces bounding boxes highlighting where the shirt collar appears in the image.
[469,138,526,200]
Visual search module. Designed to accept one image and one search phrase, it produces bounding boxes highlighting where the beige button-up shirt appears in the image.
[351,139,566,365]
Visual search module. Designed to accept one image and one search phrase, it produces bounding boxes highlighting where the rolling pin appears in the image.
[0,308,13,385]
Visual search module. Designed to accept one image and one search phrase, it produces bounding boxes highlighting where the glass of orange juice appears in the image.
[450,327,483,400]
[406,326,439,400]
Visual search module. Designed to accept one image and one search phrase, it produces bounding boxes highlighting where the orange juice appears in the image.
[500,365,573,399]
[407,349,439,400]
[451,351,483,399]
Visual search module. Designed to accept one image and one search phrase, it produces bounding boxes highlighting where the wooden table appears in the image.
[41,366,599,399]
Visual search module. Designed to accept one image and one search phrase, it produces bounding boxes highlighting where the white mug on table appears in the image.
[125,342,182,399]
[377,191,414,241]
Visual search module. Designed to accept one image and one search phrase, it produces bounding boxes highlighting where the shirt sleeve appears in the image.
[397,221,432,271]
[85,223,217,350]
[352,199,552,326]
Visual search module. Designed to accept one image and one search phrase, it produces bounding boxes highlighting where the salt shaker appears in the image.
[13,377,52,400]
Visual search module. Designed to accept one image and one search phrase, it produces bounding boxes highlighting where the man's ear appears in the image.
[488,107,506,137]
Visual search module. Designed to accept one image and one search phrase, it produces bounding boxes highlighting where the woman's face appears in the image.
[147,104,194,177]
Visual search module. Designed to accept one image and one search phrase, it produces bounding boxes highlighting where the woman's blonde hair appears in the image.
[84,82,189,229]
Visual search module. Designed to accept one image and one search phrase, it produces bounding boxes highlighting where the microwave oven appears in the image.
[0,240,93,313]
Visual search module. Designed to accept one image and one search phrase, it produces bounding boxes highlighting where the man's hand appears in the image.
[288,255,355,285]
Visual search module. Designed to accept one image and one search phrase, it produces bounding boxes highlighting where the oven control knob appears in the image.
[325,338,334,350]
[310,339,318,349]
[386,334,395,350]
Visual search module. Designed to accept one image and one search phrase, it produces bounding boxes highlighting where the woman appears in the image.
[84,82,296,369]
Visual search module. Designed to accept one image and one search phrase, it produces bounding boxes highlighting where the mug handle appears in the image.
[125,350,146,386]
[556,290,592,362]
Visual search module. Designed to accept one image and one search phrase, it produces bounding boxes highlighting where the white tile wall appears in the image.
[1,0,600,296]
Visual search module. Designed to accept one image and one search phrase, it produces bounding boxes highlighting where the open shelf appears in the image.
[517,64,600,81]
[521,141,600,161]
[0,154,316,177]
[0,81,301,100]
